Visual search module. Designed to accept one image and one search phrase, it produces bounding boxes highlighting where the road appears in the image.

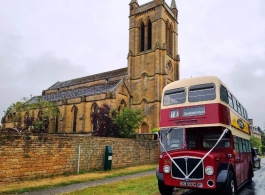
[175,158,265,195]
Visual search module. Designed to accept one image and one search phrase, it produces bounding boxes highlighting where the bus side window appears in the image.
[238,138,243,153]
[241,105,245,119]
[220,85,228,104]
[246,140,251,152]
[243,108,248,120]
[232,96,238,112]
[234,136,239,152]
[228,92,234,109]
[237,102,242,115]
[242,139,247,152]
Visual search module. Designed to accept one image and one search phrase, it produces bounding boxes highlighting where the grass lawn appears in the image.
[61,175,159,195]
[1,164,157,194]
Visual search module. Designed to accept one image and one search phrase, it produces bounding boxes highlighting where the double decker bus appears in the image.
[156,76,253,195]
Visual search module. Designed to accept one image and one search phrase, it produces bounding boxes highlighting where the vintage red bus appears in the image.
[156,76,253,195]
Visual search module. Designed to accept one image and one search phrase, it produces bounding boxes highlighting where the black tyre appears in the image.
[158,180,174,195]
[220,170,236,195]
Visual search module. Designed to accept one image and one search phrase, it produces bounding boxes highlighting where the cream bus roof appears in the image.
[164,76,223,92]
[162,75,239,103]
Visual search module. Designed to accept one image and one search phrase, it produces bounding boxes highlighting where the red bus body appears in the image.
[157,76,253,195]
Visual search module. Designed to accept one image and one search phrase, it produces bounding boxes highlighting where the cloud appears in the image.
[1,0,265,129]
[225,58,265,127]
[0,34,88,119]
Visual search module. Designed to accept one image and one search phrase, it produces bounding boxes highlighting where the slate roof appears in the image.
[252,129,262,135]
[29,80,122,103]
[48,67,127,90]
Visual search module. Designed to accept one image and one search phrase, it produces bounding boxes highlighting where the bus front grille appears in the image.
[171,157,204,180]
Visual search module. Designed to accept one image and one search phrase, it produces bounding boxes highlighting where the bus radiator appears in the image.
[172,157,204,180]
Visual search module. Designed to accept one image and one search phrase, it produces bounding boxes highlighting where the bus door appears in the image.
[233,136,244,185]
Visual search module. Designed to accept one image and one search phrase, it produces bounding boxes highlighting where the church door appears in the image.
[141,123,149,133]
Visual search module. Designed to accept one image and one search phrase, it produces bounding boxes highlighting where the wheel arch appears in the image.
[156,166,164,181]
[216,163,237,189]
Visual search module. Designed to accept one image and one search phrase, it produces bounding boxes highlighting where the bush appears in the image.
[90,104,119,137]
[250,136,262,151]
[113,107,144,138]
[151,128,159,133]
[261,146,265,153]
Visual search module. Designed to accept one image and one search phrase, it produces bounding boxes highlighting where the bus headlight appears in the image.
[163,165,171,174]
[205,166,214,175]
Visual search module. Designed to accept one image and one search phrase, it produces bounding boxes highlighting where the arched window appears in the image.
[38,110,43,118]
[91,103,98,132]
[166,22,173,56]
[169,24,173,56]
[71,106,78,132]
[55,109,60,133]
[140,22,145,52]
[118,99,127,112]
[141,122,149,133]
[166,21,169,51]
[147,20,152,50]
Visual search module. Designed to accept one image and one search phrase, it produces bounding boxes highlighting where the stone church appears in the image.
[2,0,180,134]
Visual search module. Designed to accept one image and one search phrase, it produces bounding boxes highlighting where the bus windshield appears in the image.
[160,127,232,152]
[160,127,185,152]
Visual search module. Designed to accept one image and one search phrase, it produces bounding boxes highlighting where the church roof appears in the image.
[30,80,122,103]
[48,67,127,90]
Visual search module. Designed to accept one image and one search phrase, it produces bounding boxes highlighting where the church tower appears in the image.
[127,0,180,132]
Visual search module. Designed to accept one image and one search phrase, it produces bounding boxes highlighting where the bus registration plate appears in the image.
[180,181,196,187]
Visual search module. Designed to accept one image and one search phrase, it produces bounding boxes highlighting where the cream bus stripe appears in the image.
[160,123,251,140]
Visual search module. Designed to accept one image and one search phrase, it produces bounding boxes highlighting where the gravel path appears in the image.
[20,170,155,195]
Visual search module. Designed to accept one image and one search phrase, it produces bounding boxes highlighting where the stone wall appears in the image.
[0,133,158,182]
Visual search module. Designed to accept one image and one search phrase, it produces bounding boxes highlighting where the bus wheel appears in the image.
[158,180,174,195]
[220,171,236,195]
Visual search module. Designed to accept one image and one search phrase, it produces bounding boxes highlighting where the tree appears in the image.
[250,136,262,151]
[4,97,59,133]
[113,107,145,138]
[90,104,119,137]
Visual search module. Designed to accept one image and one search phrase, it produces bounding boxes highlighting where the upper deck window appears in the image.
[220,85,228,104]
[228,92,234,108]
[188,83,216,102]
[163,87,186,106]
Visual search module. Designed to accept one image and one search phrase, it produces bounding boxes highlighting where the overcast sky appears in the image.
[0,0,264,128]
